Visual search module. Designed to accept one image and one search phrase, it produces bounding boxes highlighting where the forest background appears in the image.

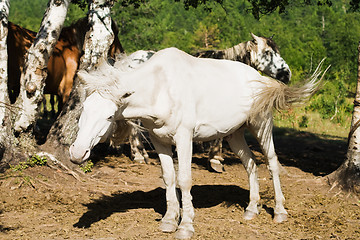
[9,0,358,137]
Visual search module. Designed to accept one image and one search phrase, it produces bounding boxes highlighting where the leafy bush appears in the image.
[307,72,353,125]
[80,160,94,173]
[11,155,47,171]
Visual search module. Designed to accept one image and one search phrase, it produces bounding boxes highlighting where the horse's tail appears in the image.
[249,59,329,123]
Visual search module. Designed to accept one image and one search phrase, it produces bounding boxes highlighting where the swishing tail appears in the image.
[249,59,330,122]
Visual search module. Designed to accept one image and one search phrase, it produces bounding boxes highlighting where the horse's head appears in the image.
[248,33,291,83]
[69,92,118,164]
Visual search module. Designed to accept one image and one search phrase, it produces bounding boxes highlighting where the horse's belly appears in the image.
[193,116,246,142]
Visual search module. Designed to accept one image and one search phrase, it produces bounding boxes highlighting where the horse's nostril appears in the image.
[83,149,91,160]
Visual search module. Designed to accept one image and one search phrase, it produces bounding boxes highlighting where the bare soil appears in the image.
[0,127,359,240]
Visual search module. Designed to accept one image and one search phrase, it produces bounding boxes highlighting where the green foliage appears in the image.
[299,115,309,128]
[193,22,220,50]
[11,155,47,172]
[9,0,87,31]
[80,160,94,173]
[307,74,353,125]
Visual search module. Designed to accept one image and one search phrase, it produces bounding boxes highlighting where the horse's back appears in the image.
[134,48,265,140]
[149,48,262,88]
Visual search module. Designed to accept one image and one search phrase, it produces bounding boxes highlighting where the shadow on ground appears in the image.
[74,185,249,228]
[192,127,347,177]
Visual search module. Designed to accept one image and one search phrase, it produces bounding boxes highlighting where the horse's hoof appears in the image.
[159,221,178,233]
[133,156,145,164]
[273,213,288,223]
[174,228,194,239]
[209,159,224,173]
[243,210,257,220]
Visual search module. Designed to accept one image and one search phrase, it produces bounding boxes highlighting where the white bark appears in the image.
[347,59,360,172]
[0,0,9,125]
[329,42,360,191]
[0,0,15,167]
[82,0,114,69]
[14,0,70,132]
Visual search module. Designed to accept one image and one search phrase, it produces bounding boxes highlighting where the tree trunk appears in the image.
[328,42,360,193]
[0,0,15,169]
[44,0,115,167]
[14,0,70,132]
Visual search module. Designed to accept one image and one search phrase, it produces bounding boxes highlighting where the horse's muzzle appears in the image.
[276,69,291,84]
[69,144,91,165]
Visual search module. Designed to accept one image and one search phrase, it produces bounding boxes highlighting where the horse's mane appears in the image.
[264,37,280,53]
[78,57,135,105]
[194,35,280,65]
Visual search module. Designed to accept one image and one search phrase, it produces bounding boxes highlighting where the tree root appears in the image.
[36,151,82,181]
[327,160,360,198]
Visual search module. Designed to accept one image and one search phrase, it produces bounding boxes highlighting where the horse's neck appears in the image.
[65,18,89,51]
[120,71,154,111]
[224,41,252,65]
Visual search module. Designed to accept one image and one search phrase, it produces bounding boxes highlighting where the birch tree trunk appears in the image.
[44,0,115,166]
[328,42,360,193]
[0,0,14,168]
[14,0,70,132]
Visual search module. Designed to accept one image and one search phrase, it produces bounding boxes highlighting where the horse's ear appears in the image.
[269,34,275,40]
[250,32,259,43]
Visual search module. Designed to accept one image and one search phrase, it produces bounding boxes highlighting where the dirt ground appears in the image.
[0,127,359,240]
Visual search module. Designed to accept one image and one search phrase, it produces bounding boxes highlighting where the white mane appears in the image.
[78,50,156,105]
[78,61,126,105]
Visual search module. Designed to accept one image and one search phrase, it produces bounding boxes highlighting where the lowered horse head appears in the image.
[247,33,291,83]
[69,92,119,164]
[69,61,135,164]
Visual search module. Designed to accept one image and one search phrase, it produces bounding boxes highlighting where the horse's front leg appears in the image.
[149,135,179,232]
[174,129,195,239]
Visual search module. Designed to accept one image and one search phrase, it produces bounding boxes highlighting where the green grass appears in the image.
[40,94,59,115]
[274,106,350,139]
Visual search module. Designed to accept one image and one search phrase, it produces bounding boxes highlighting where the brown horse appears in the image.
[7,18,124,112]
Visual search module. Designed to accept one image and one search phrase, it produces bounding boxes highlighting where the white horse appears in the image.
[122,33,292,171]
[70,48,326,239]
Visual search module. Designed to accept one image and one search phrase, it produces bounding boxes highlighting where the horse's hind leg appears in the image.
[42,97,48,119]
[207,138,225,173]
[248,116,288,223]
[50,94,56,118]
[226,127,260,220]
[129,122,149,163]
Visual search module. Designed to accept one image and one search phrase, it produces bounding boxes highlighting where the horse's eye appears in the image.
[107,115,114,120]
